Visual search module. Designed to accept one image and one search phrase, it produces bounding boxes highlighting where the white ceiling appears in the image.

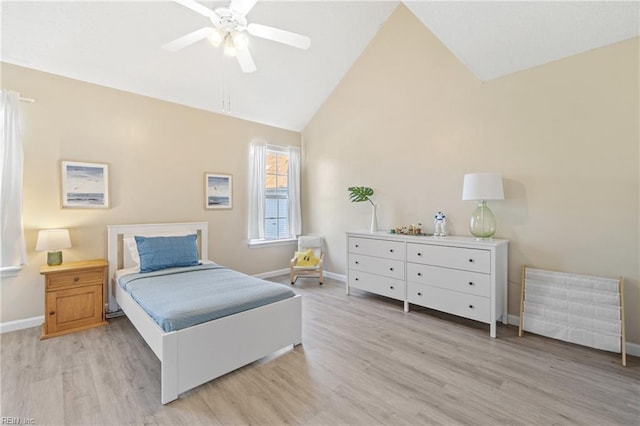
[2,1,638,131]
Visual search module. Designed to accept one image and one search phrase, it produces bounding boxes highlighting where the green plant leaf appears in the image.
[347,186,374,204]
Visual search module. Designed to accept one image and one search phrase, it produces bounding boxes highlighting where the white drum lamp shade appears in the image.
[36,229,72,266]
[462,173,504,239]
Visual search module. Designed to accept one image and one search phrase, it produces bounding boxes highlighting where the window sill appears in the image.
[248,238,297,248]
[0,266,23,278]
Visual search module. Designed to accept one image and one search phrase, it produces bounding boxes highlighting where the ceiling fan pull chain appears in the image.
[222,77,227,113]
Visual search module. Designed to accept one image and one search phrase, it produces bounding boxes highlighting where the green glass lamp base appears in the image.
[469,200,497,239]
[47,251,63,266]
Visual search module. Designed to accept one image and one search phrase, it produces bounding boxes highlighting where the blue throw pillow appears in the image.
[135,234,199,273]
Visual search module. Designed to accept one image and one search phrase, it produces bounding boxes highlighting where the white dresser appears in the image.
[347,231,508,338]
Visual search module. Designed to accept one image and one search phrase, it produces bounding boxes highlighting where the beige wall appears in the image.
[302,5,640,344]
[1,63,300,323]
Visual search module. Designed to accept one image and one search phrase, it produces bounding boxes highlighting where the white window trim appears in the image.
[0,266,22,278]
[248,237,297,248]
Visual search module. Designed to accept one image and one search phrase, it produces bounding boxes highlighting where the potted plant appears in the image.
[347,186,377,232]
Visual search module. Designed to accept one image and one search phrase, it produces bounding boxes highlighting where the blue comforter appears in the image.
[118,263,296,332]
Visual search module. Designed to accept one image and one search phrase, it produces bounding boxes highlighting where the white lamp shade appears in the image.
[462,173,504,201]
[35,229,72,251]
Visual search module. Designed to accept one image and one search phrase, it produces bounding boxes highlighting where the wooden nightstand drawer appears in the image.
[46,269,104,290]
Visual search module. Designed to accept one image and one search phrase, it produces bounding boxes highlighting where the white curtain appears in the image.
[288,146,302,237]
[0,90,27,269]
[248,140,266,240]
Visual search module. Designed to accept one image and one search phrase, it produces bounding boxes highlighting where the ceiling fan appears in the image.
[163,0,311,73]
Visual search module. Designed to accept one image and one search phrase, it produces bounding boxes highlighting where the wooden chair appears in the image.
[290,236,324,285]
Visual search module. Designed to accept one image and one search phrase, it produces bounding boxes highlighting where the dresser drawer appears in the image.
[407,282,490,323]
[348,237,404,261]
[349,253,404,280]
[406,263,491,297]
[406,243,490,273]
[46,269,105,290]
[349,270,405,301]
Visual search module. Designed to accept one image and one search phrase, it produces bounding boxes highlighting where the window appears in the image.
[248,141,300,245]
[265,149,289,239]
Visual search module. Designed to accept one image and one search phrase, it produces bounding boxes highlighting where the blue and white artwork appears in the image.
[62,161,109,208]
[206,173,232,209]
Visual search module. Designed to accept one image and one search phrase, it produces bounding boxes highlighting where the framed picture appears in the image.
[61,160,109,208]
[205,173,232,209]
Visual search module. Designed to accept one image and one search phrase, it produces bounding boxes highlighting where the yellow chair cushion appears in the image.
[295,249,319,267]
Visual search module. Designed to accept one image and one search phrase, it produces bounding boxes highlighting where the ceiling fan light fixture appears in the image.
[223,34,238,57]
[207,28,224,47]
[232,32,249,50]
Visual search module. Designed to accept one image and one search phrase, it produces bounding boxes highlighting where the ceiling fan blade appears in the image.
[172,0,217,19]
[237,48,257,73]
[247,23,310,50]
[162,27,214,51]
[229,0,258,16]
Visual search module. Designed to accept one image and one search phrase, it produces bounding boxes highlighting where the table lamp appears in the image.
[36,229,72,266]
[462,173,504,239]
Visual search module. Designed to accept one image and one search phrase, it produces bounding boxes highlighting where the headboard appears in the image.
[106,222,209,313]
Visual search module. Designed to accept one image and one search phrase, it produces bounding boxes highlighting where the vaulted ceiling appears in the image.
[2,1,638,131]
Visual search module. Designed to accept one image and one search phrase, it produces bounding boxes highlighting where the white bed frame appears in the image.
[107,222,302,404]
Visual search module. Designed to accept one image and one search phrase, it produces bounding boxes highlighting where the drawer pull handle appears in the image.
[390,249,394,253]
[355,244,359,248]
[390,286,394,290]
[417,272,422,277]
[355,261,359,265]
[469,304,474,309]
[73,276,80,282]
[389,267,394,271]
[468,259,474,263]
[417,253,422,256]
[49,311,55,316]
[355,278,359,281]
[417,292,422,296]
[468,281,474,286]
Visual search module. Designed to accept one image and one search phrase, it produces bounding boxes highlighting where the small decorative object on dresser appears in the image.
[346,231,508,338]
[347,186,377,232]
[40,259,108,339]
[433,212,447,236]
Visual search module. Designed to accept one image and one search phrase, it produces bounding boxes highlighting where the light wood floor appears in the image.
[2,276,639,425]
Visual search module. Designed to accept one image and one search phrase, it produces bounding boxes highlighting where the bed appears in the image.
[107,222,302,404]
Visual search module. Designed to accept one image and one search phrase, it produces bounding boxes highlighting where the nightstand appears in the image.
[40,259,108,339]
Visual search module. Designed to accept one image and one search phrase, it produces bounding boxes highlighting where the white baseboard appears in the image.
[323,271,346,282]
[627,342,640,357]
[253,268,290,279]
[506,314,639,357]
[0,316,43,334]
[254,269,347,283]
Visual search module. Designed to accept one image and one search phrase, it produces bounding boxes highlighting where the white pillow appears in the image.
[124,236,141,266]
